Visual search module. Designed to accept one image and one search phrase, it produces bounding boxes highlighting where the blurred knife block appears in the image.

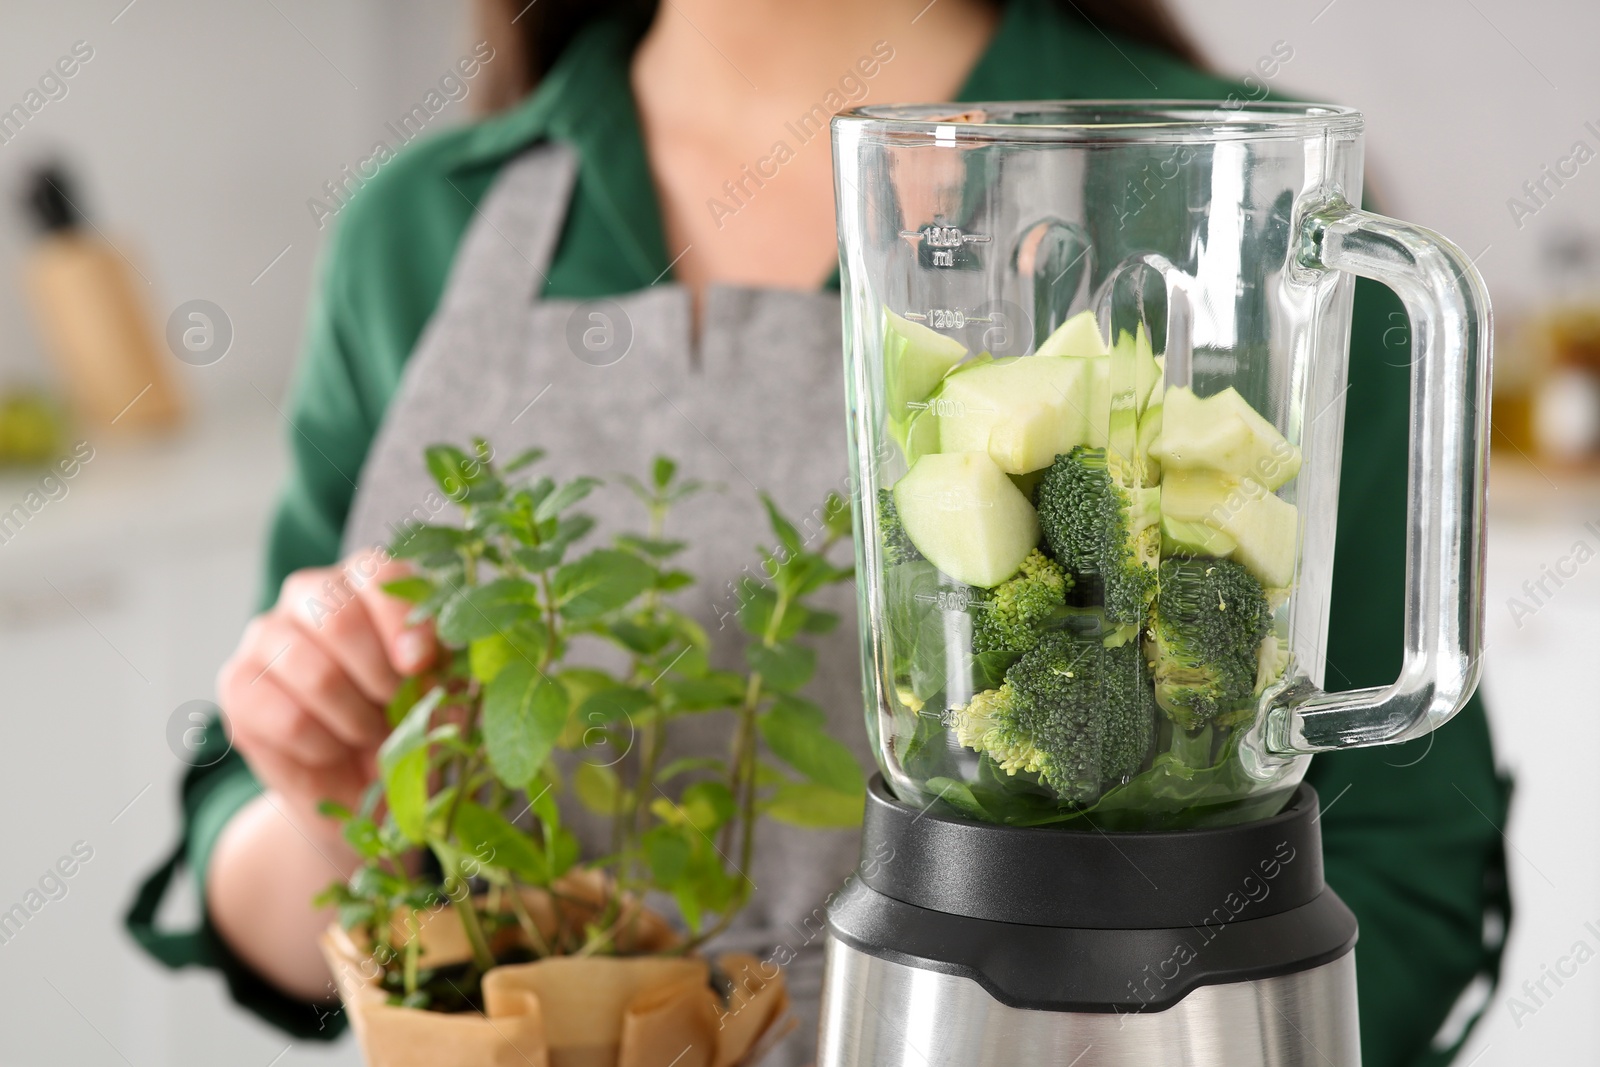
[21,166,183,432]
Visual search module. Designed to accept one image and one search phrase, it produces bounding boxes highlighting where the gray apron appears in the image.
[343,144,864,1062]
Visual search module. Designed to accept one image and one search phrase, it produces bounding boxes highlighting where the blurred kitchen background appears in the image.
[0,1,1594,1064]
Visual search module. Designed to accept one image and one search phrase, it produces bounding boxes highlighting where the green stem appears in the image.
[718,674,760,859]
[505,882,552,959]
[633,716,666,862]
[439,740,479,853]
[1168,723,1215,769]
[402,913,421,996]
[435,697,494,974]
[716,581,787,886]
[448,858,497,974]
[537,571,560,668]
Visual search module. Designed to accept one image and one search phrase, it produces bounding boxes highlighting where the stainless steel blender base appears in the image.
[817,935,1361,1067]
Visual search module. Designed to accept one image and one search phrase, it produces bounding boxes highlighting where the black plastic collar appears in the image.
[857,776,1324,929]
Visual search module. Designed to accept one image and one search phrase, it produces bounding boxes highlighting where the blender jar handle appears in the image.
[1263,199,1493,757]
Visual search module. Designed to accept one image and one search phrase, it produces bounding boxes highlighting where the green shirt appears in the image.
[127,2,1510,1062]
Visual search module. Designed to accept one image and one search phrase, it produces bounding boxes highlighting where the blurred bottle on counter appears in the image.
[19,163,182,431]
[1504,233,1600,467]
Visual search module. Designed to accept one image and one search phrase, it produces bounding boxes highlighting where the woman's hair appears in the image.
[471,0,1204,108]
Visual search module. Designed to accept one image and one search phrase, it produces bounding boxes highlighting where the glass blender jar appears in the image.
[833,101,1490,832]
[819,102,1490,1067]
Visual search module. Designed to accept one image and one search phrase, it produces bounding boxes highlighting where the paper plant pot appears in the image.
[320,879,791,1067]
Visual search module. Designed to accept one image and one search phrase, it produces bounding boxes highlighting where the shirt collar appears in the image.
[452,17,637,169]
[442,0,1158,289]
[451,16,667,286]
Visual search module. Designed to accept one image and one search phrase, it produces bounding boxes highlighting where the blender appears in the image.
[821,102,1490,1065]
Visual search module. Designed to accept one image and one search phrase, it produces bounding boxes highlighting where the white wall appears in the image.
[0,3,470,1065]
[1172,0,1600,339]
[0,0,476,407]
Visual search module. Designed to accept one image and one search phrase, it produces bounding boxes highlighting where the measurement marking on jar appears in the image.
[906,397,993,418]
[900,226,992,268]
[903,309,993,330]
[915,588,990,611]
[899,226,992,247]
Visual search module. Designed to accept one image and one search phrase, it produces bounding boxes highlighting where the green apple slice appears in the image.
[1149,386,1301,490]
[892,452,1040,588]
[1034,309,1109,358]
[1160,515,1239,558]
[933,356,1092,473]
[884,309,968,438]
[1160,470,1299,589]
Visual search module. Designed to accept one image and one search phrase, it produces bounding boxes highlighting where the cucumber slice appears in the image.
[892,452,1040,588]
[1149,386,1301,490]
[885,309,968,437]
[1034,309,1108,358]
[1160,470,1298,589]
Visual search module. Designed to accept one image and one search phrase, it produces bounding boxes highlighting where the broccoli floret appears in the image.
[972,549,1072,654]
[1034,446,1160,624]
[878,487,922,566]
[1147,557,1273,730]
[950,630,1155,803]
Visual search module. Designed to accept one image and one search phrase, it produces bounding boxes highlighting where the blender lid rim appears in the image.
[833,99,1363,140]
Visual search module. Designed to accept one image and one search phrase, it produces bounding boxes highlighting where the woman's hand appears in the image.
[207,548,436,1001]
[216,548,437,830]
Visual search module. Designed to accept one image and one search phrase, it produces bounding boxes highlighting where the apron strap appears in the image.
[124,846,205,967]
[431,141,580,319]
[340,141,583,556]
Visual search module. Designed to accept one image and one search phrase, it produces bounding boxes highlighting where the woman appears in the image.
[129,2,1510,1064]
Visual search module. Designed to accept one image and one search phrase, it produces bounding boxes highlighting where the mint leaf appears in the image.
[553,549,654,620]
[481,661,568,790]
[763,783,865,828]
[745,642,815,693]
[435,578,540,644]
[759,700,865,796]
[453,801,547,883]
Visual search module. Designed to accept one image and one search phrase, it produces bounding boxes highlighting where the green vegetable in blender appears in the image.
[1151,385,1302,490]
[971,548,1071,654]
[1147,557,1273,730]
[1080,328,1162,449]
[1160,515,1238,559]
[933,356,1093,473]
[876,487,923,567]
[1160,469,1298,589]
[950,629,1155,803]
[884,309,967,441]
[893,451,1039,588]
[1033,309,1108,359]
[876,319,1304,822]
[1033,445,1160,624]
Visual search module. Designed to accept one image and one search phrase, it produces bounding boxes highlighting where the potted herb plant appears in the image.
[313,440,863,1067]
